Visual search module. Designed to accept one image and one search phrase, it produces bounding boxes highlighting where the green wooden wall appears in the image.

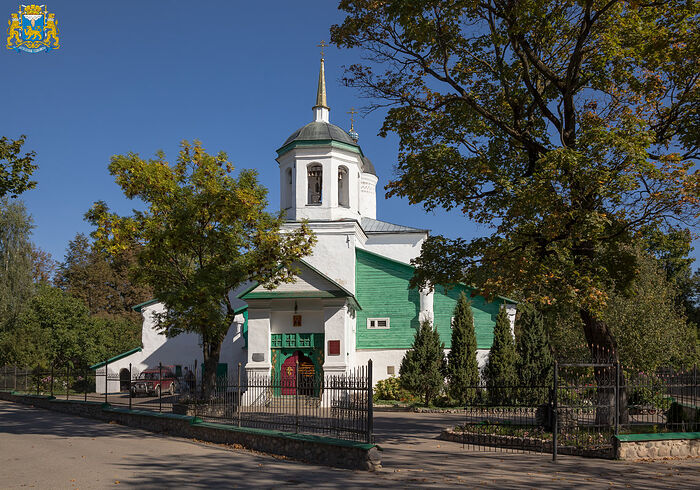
[355,249,501,350]
[433,285,500,349]
[355,249,421,349]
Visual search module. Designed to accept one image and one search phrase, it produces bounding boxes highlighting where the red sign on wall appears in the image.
[293,315,302,327]
[328,340,341,356]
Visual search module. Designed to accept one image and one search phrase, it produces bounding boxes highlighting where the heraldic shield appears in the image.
[6,4,60,53]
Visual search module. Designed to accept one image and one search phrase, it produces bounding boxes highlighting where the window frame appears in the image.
[366,317,390,330]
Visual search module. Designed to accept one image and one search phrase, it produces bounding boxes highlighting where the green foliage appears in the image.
[399,320,446,405]
[485,307,518,405]
[373,376,417,403]
[516,303,553,404]
[446,292,479,404]
[0,199,34,324]
[56,233,151,324]
[332,0,700,362]
[6,285,95,368]
[0,135,37,198]
[86,140,316,398]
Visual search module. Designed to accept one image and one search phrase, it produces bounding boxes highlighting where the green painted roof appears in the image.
[132,299,160,312]
[89,346,142,370]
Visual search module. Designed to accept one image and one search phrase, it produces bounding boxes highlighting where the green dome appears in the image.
[282,121,358,147]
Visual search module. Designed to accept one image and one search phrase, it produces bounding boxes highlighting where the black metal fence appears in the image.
[456,361,699,459]
[0,360,374,443]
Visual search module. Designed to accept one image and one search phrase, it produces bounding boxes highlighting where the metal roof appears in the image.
[361,155,376,176]
[360,217,428,234]
[282,121,358,147]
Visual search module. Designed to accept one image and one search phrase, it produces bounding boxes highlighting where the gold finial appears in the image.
[318,40,329,60]
[314,42,329,110]
[347,108,357,131]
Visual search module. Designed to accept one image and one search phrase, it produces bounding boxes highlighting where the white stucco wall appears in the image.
[361,232,426,265]
[354,348,491,388]
[95,302,247,393]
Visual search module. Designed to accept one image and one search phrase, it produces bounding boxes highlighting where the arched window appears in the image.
[307,164,322,205]
[285,168,293,208]
[338,166,349,207]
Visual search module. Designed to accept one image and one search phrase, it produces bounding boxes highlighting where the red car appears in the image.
[130,366,179,397]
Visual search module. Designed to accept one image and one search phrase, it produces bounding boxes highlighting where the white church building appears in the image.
[94,55,515,392]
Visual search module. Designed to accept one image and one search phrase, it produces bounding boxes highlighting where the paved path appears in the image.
[1,401,698,488]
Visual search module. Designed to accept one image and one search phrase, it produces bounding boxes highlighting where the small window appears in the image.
[307,164,322,205]
[367,317,390,329]
[387,366,395,375]
[338,166,349,207]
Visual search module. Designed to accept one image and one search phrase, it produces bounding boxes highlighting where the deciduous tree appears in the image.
[87,140,316,398]
[0,135,37,198]
[332,1,699,415]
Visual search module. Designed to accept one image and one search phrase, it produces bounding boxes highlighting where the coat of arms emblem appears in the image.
[6,4,60,53]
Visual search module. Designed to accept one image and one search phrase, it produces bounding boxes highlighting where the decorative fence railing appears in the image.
[0,361,374,443]
[454,361,699,459]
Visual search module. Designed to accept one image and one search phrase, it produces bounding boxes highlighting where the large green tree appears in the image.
[332,1,699,371]
[399,320,446,405]
[446,292,480,404]
[0,199,35,324]
[484,307,518,405]
[516,303,553,405]
[56,233,151,323]
[87,140,316,398]
[0,135,37,198]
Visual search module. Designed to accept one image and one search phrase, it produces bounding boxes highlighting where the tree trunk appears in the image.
[201,340,223,400]
[579,309,629,426]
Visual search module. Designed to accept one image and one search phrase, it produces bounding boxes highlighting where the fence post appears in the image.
[14,365,18,391]
[129,363,132,411]
[50,364,54,397]
[35,366,39,395]
[367,360,373,444]
[237,362,242,428]
[104,359,108,405]
[84,366,88,402]
[66,365,70,400]
[193,360,198,420]
[295,357,300,434]
[615,361,620,436]
[552,360,558,463]
[159,362,163,413]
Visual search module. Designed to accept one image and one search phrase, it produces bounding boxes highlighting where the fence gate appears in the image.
[554,361,619,459]
[460,383,551,454]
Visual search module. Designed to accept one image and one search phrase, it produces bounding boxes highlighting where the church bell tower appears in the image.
[276,44,377,223]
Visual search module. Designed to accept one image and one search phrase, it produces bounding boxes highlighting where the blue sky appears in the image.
[1,1,696,266]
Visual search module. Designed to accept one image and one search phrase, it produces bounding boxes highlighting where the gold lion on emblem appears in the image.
[45,13,59,47]
[6,13,21,49]
[24,24,42,41]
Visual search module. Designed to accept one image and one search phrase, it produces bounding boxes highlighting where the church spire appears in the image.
[313,41,330,123]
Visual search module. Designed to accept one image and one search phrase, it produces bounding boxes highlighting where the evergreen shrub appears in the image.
[399,320,446,405]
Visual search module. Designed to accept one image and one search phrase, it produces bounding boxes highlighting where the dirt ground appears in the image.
[1,401,698,488]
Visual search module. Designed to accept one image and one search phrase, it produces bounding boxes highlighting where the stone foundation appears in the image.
[615,434,700,460]
[0,391,380,471]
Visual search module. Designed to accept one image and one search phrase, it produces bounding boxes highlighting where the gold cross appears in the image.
[347,107,357,130]
[318,40,329,59]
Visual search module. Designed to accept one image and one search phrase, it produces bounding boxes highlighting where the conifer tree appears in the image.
[485,306,518,405]
[516,303,553,405]
[399,320,445,405]
[447,292,480,405]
